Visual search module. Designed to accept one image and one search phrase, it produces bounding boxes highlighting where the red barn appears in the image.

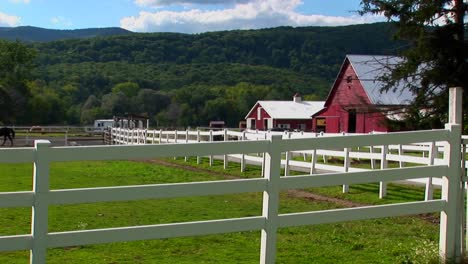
[312,55,414,133]
[245,94,324,131]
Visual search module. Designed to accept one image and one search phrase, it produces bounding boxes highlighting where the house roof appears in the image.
[347,55,414,105]
[245,100,325,120]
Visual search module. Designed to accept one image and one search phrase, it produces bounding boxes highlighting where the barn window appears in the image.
[346,75,352,83]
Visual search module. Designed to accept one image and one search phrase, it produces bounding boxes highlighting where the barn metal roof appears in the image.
[246,101,325,120]
[347,55,415,105]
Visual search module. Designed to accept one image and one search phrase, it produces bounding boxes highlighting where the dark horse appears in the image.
[0,127,15,146]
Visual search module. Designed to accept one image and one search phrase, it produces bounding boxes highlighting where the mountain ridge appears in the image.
[0,26,133,42]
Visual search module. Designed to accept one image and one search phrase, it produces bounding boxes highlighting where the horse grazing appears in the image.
[0,127,15,146]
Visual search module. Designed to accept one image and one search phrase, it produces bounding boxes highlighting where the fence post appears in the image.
[127,129,131,144]
[379,145,388,199]
[174,130,178,160]
[343,146,350,193]
[425,141,436,201]
[260,135,282,264]
[284,132,291,176]
[370,146,376,169]
[439,87,463,263]
[310,149,317,175]
[159,129,162,144]
[224,129,229,169]
[398,144,405,168]
[185,130,189,162]
[261,133,267,177]
[125,129,129,144]
[209,130,213,167]
[241,131,246,172]
[197,130,201,164]
[300,131,307,161]
[30,140,51,264]
[256,129,261,157]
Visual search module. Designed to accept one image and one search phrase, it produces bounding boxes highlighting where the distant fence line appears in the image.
[110,127,464,201]
[9,126,104,147]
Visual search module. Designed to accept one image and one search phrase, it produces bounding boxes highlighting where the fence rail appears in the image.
[111,126,452,197]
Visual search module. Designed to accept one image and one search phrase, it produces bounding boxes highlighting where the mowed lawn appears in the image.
[0,159,440,263]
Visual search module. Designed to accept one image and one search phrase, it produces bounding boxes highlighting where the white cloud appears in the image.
[0,12,21,27]
[122,0,382,33]
[135,0,249,8]
[9,0,30,4]
[51,16,72,27]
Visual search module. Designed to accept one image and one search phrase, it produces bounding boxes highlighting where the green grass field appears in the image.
[0,158,440,263]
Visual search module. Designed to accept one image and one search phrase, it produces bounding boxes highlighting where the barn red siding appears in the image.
[245,104,271,130]
[314,61,389,133]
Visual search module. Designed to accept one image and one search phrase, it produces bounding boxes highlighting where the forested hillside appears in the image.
[1,22,404,127]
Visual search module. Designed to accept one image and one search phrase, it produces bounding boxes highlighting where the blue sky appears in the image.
[0,0,382,33]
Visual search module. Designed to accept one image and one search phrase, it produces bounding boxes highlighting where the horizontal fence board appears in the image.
[0,148,35,163]
[0,235,32,252]
[47,140,269,162]
[313,163,367,173]
[211,131,225,136]
[386,154,429,164]
[227,131,243,137]
[462,136,468,144]
[49,178,267,205]
[0,191,34,208]
[279,200,445,228]
[279,129,448,151]
[47,216,265,248]
[280,165,447,189]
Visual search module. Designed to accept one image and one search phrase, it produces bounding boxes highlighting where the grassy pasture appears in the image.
[0,158,440,263]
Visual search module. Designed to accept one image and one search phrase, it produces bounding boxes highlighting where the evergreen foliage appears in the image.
[360,0,468,129]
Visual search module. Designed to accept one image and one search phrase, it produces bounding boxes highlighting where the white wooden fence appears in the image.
[110,125,456,201]
[0,88,465,263]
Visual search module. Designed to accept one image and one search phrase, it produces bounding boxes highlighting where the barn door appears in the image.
[348,109,356,133]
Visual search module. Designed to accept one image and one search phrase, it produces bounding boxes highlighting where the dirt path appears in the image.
[146,158,439,224]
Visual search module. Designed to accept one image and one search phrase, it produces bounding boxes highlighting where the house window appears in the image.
[278,124,290,129]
